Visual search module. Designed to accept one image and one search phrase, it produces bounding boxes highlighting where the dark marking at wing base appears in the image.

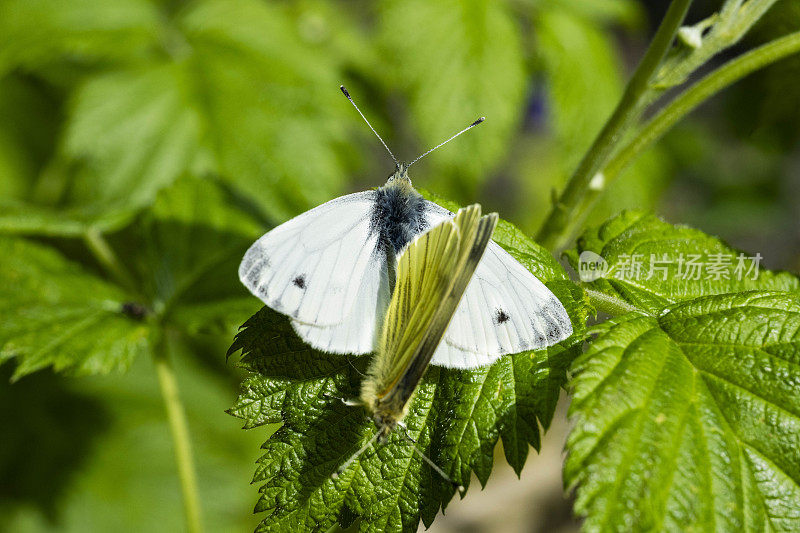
[293,275,306,289]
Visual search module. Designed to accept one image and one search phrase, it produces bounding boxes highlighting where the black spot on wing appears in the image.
[293,275,306,289]
[546,322,562,342]
[494,309,510,324]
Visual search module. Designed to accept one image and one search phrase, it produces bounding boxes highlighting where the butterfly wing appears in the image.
[239,191,389,354]
[421,202,573,369]
[361,205,497,414]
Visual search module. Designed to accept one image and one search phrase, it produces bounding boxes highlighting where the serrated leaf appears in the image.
[0,174,264,380]
[0,237,150,379]
[566,211,799,313]
[53,0,350,228]
[229,220,589,531]
[566,290,800,532]
[379,0,526,193]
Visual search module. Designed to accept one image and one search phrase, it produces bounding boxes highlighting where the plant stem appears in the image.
[604,30,800,184]
[154,337,204,533]
[83,229,137,291]
[535,0,693,252]
[560,30,800,236]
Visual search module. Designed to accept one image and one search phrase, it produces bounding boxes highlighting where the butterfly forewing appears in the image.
[421,201,572,368]
[238,191,391,354]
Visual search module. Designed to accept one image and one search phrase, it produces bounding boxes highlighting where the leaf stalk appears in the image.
[154,336,204,533]
[83,229,138,292]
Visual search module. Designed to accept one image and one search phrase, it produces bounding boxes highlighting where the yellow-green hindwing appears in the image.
[361,204,498,429]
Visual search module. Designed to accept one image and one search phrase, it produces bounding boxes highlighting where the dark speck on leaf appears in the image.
[121,302,148,321]
[293,275,306,289]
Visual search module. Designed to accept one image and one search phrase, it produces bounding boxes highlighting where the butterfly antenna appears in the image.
[397,424,465,494]
[340,85,399,166]
[407,117,485,168]
[332,431,381,479]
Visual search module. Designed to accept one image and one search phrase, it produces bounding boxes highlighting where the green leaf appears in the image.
[180,0,351,218]
[379,0,526,193]
[0,198,136,237]
[64,64,208,212]
[51,0,351,229]
[0,237,150,379]
[0,173,264,379]
[0,0,161,75]
[229,219,589,531]
[566,290,800,531]
[566,210,799,314]
[137,175,264,336]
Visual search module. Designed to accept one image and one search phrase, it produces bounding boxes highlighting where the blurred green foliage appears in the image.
[0,0,798,531]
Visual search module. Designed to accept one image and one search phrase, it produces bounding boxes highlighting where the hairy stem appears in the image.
[563,30,800,232]
[83,229,137,291]
[535,0,693,251]
[605,30,800,184]
[154,337,204,533]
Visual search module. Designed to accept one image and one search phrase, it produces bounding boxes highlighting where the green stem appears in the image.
[154,337,204,533]
[83,229,137,291]
[561,30,800,233]
[584,288,644,317]
[604,30,800,184]
[535,0,693,251]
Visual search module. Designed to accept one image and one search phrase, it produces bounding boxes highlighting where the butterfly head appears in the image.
[385,162,413,189]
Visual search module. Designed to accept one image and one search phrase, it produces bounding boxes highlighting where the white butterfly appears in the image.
[238,87,572,369]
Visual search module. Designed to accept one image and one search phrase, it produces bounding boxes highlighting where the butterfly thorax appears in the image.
[371,163,429,256]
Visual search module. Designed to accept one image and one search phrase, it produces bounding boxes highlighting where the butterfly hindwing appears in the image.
[239,191,390,354]
[421,201,573,368]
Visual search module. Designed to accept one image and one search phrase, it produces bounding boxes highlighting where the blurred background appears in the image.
[0,0,798,531]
